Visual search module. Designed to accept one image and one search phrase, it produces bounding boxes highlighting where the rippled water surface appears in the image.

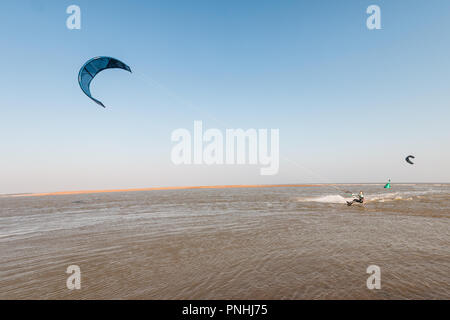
[1,184,449,299]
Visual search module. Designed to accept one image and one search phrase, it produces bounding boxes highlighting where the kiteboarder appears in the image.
[347,191,365,206]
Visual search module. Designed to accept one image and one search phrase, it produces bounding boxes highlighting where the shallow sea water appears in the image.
[0,184,449,299]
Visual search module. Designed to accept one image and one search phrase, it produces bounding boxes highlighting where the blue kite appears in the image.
[78,56,132,108]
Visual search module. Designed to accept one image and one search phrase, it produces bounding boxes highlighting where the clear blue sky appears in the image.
[1,0,449,193]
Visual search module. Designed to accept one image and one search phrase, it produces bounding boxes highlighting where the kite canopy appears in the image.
[405,155,415,165]
[78,56,132,108]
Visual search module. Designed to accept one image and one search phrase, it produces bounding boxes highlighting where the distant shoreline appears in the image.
[9,184,322,198]
[4,183,448,198]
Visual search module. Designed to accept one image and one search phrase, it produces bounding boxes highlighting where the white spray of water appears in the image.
[297,192,417,204]
[297,195,349,204]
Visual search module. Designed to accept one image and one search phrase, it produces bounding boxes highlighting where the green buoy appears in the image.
[384,179,391,189]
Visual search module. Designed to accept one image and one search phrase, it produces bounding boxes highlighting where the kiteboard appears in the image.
[346,200,364,207]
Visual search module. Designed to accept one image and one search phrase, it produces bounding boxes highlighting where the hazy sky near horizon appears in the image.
[1,0,449,193]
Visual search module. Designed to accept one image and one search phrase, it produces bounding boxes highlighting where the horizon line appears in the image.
[11,184,323,198]
[4,182,448,198]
